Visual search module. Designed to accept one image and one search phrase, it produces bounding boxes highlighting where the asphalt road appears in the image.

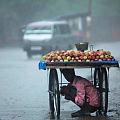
[0,41,120,120]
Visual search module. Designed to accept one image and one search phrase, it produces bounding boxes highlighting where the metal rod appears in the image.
[47,69,49,92]
[107,67,110,92]
[60,72,62,87]
[91,68,93,83]
[59,83,68,85]
[48,90,54,95]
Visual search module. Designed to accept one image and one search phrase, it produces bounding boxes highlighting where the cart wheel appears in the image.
[94,68,108,116]
[49,69,60,119]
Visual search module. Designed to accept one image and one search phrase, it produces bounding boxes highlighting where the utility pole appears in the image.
[86,0,92,44]
[88,0,92,15]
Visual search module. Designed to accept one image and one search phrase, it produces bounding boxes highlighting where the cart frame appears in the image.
[39,61,119,119]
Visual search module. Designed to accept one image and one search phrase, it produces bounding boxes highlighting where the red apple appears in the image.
[74,60,77,62]
[112,58,115,61]
[61,50,65,53]
[55,60,59,62]
[91,56,95,60]
[95,58,98,61]
[109,55,113,59]
[97,49,104,55]
[103,51,106,55]
[52,56,57,61]
[79,56,83,60]
[75,57,79,60]
[82,59,85,62]
[61,55,67,60]
[106,51,111,55]
[87,55,92,60]
[103,58,107,61]
[107,58,111,61]
[50,52,55,57]
[100,55,104,59]
[45,60,51,62]
[98,59,102,61]
[46,56,52,61]
[69,52,74,57]
[85,52,89,56]
[93,52,97,56]
[63,52,68,57]
[76,51,81,57]
[96,56,100,59]
[56,51,60,55]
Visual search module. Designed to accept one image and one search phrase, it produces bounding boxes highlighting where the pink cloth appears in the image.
[72,76,100,107]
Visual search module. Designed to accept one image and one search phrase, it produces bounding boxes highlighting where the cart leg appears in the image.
[94,68,108,116]
[49,69,60,119]
[100,68,108,116]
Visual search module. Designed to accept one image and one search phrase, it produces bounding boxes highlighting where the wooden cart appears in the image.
[39,61,119,119]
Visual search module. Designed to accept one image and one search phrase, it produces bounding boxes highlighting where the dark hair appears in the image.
[60,69,75,83]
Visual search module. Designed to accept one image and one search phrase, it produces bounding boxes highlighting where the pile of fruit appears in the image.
[41,49,115,62]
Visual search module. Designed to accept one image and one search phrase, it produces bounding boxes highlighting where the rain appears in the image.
[0,0,120,120]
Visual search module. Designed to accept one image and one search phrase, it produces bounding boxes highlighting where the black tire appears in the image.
[49,69,60,119]
[94,68,108,116]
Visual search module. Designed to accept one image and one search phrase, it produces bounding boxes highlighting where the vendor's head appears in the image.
[60,69,75,83]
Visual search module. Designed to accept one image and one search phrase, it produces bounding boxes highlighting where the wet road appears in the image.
[0,41,120,120]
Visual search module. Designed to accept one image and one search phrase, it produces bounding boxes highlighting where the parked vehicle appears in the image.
[22,20,83,58]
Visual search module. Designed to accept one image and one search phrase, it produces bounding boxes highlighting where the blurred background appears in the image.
[0,0,120,47]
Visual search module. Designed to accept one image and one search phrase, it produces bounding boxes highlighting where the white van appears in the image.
[22,20,83,58]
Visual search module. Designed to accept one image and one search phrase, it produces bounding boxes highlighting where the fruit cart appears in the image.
[39,60,119,119]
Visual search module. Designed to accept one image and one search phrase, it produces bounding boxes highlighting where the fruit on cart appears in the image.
[62,55,66,60]
[83,56,87,60]
[41,55,46,61]
[41,49,116,62]
[67,56,71,61]
[100,55,104,59]
[64,59,68,62]
[57,56,62,60]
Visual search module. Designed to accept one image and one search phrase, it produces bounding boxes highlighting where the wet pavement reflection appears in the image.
[0,41,120,120]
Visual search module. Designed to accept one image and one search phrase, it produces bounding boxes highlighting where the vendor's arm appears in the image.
[73,82,85,106]
[67,85,77,102]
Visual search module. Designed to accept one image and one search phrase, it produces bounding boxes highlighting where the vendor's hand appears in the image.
[67,83,72,87]
[60,86,70,96]
[67,86,77,101]
[65,95,71,100]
